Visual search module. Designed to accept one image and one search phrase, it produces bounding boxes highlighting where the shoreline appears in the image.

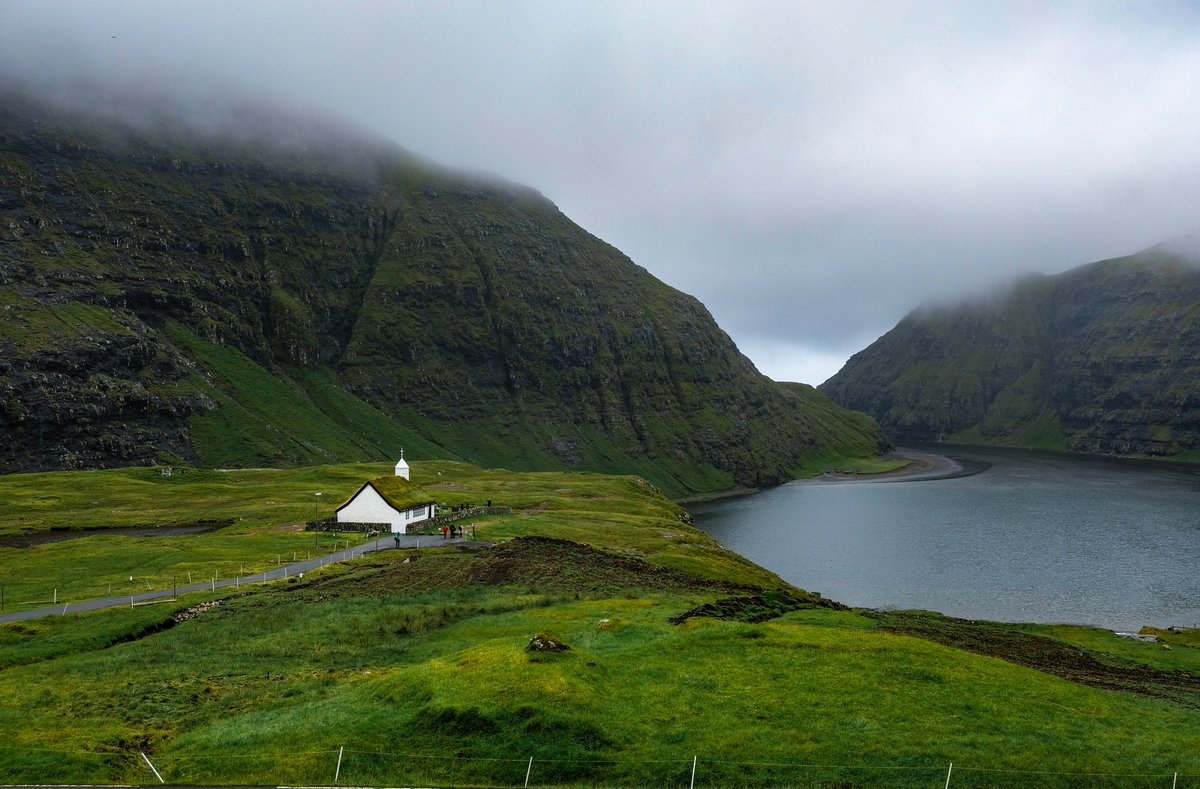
[799,447,988,485]
[676,447,984,504]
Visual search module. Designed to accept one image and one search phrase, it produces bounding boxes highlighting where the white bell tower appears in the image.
[394,449,410,480]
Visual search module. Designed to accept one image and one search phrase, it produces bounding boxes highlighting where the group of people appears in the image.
[441,524,465,539]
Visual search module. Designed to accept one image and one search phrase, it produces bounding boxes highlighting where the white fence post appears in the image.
[334,745,344,784]
[944,761,953,789]
[525,756,533,787]
[140,751,165,784]
[690,755,697,789]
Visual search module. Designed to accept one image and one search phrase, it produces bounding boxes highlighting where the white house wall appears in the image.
[397,504,435,534]
[337,485,394,527]
[337,486,435,534]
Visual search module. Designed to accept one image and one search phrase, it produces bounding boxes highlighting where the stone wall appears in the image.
[304,507,511,534]
[304,519,380,533]
[420,507,512,532]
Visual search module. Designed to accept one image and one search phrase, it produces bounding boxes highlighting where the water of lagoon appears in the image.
[689,446,1200,631]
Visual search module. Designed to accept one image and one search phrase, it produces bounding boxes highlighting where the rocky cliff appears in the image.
[0,87,887,494]
[820,240,1200,459]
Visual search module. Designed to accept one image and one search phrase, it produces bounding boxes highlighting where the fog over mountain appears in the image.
[4,1,1200,384]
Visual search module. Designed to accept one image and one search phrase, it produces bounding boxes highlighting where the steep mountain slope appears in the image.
[820,241,1200,459]
[0,87,886,493]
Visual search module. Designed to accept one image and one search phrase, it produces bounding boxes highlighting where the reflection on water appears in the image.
[689,446,1200,630]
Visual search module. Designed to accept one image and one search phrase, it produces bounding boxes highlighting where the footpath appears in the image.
[0,532,470,624]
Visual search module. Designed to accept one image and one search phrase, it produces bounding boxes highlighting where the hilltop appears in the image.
[820,239,1200,459]
[0,85,885,495]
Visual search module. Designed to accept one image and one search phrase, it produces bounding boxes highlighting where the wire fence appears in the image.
[0,534,375,616]
[0,744,1192,788]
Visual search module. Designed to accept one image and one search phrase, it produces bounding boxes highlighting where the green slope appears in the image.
[821,241,1200,459]
[0,86,888,493]
[0,463,1197,787]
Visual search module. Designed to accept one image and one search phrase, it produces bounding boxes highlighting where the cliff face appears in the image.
[820,242,1200,459]
[0,89,887,493]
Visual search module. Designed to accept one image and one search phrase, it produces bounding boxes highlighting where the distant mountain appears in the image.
[820,240,1200,460]
[0,86,886,494]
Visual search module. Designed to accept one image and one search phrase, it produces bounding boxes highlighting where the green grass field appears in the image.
[0,462,1197,787]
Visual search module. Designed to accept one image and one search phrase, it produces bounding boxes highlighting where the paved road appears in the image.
[0,532,472,624]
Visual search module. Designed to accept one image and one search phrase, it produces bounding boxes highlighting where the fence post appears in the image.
[525,756,533,787]
[334,745,344,784]
[944,761,953,789]
[140,751,165,784]
[690,755,697,789]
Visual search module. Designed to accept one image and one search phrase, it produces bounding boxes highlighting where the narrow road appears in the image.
[0,532,469,624]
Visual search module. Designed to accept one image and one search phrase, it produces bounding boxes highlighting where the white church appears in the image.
[334,452,436,534]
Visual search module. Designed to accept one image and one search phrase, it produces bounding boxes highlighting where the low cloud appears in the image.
[4,1,1200,384]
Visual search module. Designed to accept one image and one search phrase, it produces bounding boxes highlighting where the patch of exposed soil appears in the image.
[870,611,1200,709]
[518,500,551,516]
[306,536,756,597]
[670,590,846,624]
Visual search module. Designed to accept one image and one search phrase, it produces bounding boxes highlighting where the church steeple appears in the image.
[394,449,410,480]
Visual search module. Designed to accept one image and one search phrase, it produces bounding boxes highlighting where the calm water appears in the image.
[690,447,1200,631]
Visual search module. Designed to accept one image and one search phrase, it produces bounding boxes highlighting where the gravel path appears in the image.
[0,532,469,624]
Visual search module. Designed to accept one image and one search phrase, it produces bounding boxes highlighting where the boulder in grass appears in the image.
[526,633,570,653]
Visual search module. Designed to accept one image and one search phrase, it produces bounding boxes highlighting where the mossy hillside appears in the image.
[0,87,888,490]
[0,462,1198,786]
[822,244,1200,460]
[166,321,451,469]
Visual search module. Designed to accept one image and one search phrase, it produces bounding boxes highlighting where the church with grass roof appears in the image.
[334,452,436,534]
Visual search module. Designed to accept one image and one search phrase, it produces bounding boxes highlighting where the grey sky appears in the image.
[4,1,1200,384]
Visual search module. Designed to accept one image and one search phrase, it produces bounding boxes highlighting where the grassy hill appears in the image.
[821,240,1200,460]
[0,462,1197,787]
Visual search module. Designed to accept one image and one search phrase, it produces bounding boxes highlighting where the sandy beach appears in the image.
[805,447,981,484]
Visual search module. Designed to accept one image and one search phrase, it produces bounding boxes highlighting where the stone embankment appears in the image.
[305,506,512,533]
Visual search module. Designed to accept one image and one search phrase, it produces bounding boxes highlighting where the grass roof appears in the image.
[339,475,436,512]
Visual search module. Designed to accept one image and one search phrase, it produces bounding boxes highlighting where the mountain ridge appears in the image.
[0,87,887,494]
[820,239,1200,459]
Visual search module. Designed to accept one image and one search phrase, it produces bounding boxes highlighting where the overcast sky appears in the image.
[4,1,1200,384]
